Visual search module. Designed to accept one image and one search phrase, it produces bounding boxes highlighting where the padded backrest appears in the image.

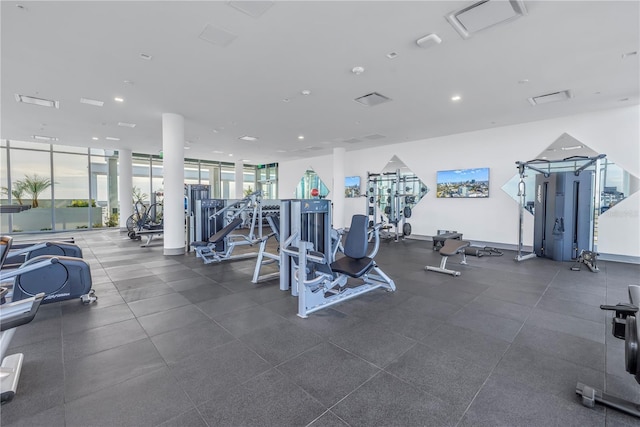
[266,214,280,240]
[343,215,368,260]
[0,236,13,268]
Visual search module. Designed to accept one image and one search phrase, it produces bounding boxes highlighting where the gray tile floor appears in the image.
[2,229,639,426]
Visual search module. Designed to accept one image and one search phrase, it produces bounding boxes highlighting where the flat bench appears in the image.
[425,239,470,276]
[432,232,463,250]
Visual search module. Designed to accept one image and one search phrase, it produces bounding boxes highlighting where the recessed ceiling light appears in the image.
[298,135,304,140]
[92,137,99,140]
[386,52,398,59]
[518,79,529,84]
[212,150,224,154]
[451,95,462,101]
[561,145,583,151]
[228,154,234,157]
[140,53,152,60]
[184,146,191,150]
[301,90,311,96]
[114,97,124,103]
[351,66,365,75]
[105,137,120,141]
[212,129,219,133]
[276,149,287,153]
[15,94,59,108]
[118,122,136,128]
[242,159,251,162]
[80,97,104,107]
[32,135,58,141]
[239,135,258,141]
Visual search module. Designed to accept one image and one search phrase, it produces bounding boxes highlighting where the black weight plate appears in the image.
[625,314,638,377]
[384,206,391,215]
[404,206,412,218]
[403,222,412,236]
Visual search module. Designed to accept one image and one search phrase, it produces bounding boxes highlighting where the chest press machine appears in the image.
[280,201,396,318]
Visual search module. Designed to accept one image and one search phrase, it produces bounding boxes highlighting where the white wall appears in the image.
[279,106,640,258]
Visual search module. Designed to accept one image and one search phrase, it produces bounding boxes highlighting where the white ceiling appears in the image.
[2,1,638,164]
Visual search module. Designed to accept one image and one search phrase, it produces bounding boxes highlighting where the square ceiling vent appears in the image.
[528,90,573,106]
[354,92,392,107]
[199,24,238,47]
[446,0,527,39]
[228,1,274,18]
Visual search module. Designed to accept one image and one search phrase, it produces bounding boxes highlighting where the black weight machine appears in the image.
[576,285,640,418]
[514,154,605,270]
[191,191,264,264]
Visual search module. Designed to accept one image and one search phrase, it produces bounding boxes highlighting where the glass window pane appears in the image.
[9,148,52,232]
[9,140,50,150]
[53,152,93,230]
[0,145,9,233]
[53,144,88,154]
[132,157,151,204]
[185,160,200,185]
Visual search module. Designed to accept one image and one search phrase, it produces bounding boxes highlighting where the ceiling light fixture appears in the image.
[212,150,224,154]
[123,80,134,85]
[114,97,124,103]
[80,97,104,107]
[351,66,365,75]
[298,135,304,140]
[239,135,258,141]
[105,137,120,141]
[32,135,58,141]
[228,154,234,157]
[451,95,462,101]
[561,145,583,151]
[301,90,311,96]
[15,94,59,108]
[117,122,136,128]
[92,137,99,140]
[416,33,442,49]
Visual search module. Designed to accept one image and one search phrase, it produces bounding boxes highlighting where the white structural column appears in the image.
[235,161,244,199]
[332,147,346,229]
[162,113,186,255]
[117,148,133,231]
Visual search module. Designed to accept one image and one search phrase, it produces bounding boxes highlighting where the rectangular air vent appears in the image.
[32,135,58,141]
[16,94,59,108]
[363,134,386,140]
[118,122,136,128]
[80,98,104,107]
[446,0,527,39]
[354,92,392,107]
[528,90,573,106]
[343,138,362,144]
[199,24,238,47]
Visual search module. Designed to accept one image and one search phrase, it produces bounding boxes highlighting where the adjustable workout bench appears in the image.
[130,224,164,248]
[425,238,470,276]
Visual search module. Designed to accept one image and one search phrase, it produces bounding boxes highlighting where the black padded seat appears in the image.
[208,217,243,244]
[439,239,470,256]
[330,256,373,278]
